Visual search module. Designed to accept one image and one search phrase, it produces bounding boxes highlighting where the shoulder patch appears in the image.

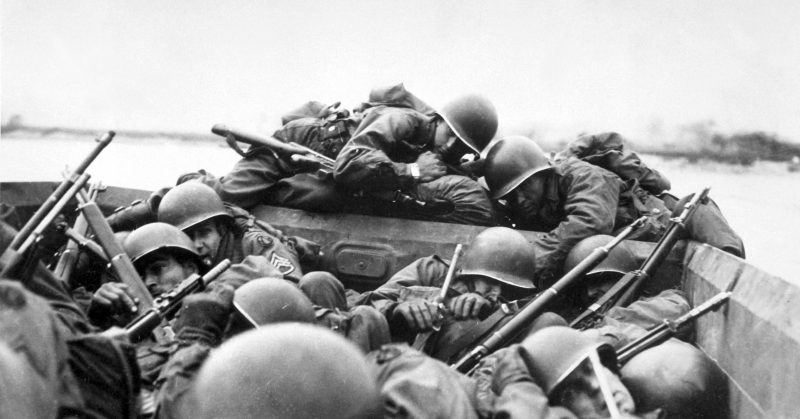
[270,253,296,275]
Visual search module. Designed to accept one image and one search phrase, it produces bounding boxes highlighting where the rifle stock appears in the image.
[78,200,155,313]
[451,216,647,373]
[125,259,231,343]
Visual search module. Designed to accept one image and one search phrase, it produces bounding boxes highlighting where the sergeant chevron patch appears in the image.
[270,253,296,275]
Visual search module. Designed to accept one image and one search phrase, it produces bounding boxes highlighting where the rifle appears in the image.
[212,123,435,211]
[78,198,156,315]
[570,188,711,330]
[125,259,231,343]
[211,124,334,175]
[451,216,648,373]
[0,131,113,278]
[616,289,732,365]
[431,244,463,331]
[53,183,105,284]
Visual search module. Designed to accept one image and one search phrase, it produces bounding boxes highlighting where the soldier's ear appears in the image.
[180,259,199,275]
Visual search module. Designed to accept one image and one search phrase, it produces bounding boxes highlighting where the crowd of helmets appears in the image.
[0,90,733,419]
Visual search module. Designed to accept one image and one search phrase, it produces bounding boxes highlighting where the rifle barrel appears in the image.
[452,216,646,373]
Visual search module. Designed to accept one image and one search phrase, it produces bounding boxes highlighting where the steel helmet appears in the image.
[194,323,381,419]
[621,339,728,419]
[563,235,639,297]
[157,181,231,231]
[483,136,551,199]
[438,94,498,153]
[231,278,315,328]
[123,222,202,267]
[520,326,618,396]
[457,227,537,290]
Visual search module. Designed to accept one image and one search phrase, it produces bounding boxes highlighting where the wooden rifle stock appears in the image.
[78,200,155,313]
[570,188,711,329]
[125,259,231,343]
[451,217,647,373]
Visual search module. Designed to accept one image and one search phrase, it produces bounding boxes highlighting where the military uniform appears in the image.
[556,132,745,258]
[514,157,661,287]
[471,289,691,419]
[358,254,536,362]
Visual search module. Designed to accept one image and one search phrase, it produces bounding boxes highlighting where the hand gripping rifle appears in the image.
[211,124,335,176]
[211,123,434,211]
[125,259,231,343]
[615,288,732,365]
[570,187,711,330]
[431,244,463,331]
[451,216,648,373]
[0,132,113,278]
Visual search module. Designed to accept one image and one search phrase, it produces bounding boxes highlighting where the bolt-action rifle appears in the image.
[616,287,733,365]
[0,132,113,278]
[126,259,231,343]
[570,188,711,330]
[211,123,437,212]
[211,124,334,175]
[451,216,648,373]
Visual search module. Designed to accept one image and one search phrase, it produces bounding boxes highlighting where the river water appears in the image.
[1,135,798,281]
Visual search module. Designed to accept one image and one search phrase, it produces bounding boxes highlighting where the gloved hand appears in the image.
[173,283,234,346]
[447,292,491,319]
[390,300,440,333]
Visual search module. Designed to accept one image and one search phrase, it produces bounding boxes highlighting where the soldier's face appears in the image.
[555,357,636,418]
[186,220,222,266]
[510,174,547,216]
[434,124,471,163]
[142,253,197,297]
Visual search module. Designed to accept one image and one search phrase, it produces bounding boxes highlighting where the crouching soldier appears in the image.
[359,226,559,363]
[482,135,743,287]
[154,282,382,419]
[334,84,499,225]
[472,326,726,419]
[157,181,315,285]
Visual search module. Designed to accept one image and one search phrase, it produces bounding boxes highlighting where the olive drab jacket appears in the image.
[518,157,671,287]
[470,289,690,419]
[333,104,440,192]
[555,132,672,195]
[553,132,746,257]
[212,204,319,286]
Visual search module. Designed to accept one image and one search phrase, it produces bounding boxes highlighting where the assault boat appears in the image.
[1,181,796,419]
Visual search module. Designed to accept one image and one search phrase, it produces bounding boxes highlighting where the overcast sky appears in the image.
[3,0,800,144]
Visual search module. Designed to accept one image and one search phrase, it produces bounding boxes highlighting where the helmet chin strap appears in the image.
[588,350,623,419]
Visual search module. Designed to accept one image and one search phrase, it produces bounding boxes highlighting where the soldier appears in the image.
[154,278,317,418]
[556,131,745,258]
[482,135,743,287]
[360,226,555,363]
[157,181,310,284]
[333,84,500,225]
[192,323,382,419]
